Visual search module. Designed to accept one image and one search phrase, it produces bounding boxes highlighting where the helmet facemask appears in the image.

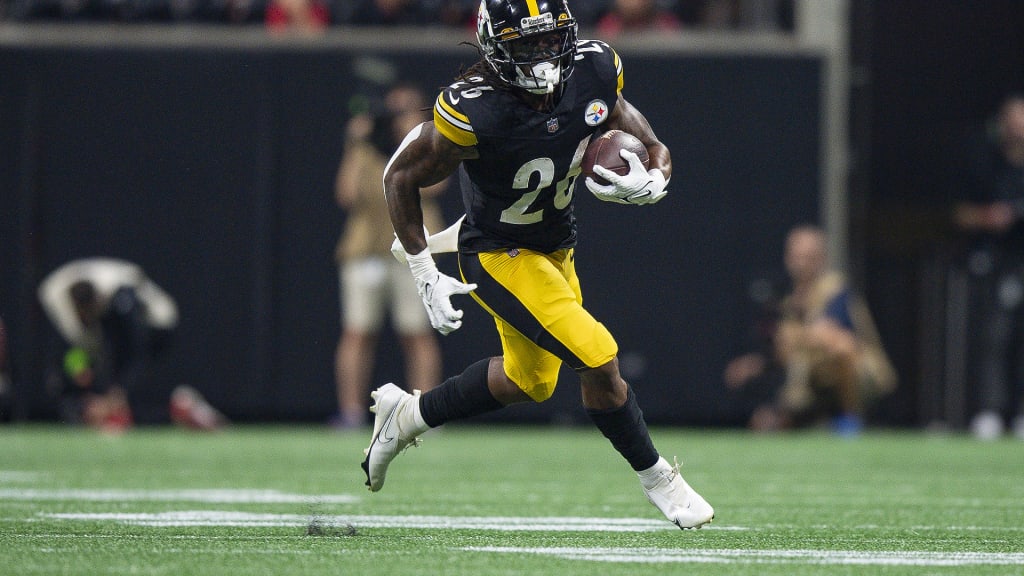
[478,3,578,95]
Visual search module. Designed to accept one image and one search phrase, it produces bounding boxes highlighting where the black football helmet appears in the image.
[476,0,578,95]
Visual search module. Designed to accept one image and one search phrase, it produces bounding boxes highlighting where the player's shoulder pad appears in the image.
[575,39,623,94]
[433,83,478,148]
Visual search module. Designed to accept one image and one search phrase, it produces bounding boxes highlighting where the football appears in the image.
[580,129,649,186]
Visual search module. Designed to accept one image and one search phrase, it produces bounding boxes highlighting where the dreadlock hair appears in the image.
[447,41,558,112]
[450,42,513,93]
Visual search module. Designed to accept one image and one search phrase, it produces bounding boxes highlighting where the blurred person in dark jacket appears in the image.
[0,315,13,422]
[954,94,1024,440]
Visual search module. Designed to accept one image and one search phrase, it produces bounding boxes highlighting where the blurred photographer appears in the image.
[331,83,448,428]
[723,225,897,436]
[38,258,226,432]
[954,94,1024,440]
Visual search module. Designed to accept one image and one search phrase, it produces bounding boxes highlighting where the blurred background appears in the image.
[1,0,1022,432]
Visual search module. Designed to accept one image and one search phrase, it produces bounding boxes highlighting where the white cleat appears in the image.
[361,383,423,492]
[970,411,1004,440]
[640,456,715,530]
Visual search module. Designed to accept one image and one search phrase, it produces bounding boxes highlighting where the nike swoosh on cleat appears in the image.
[378,408,398,444]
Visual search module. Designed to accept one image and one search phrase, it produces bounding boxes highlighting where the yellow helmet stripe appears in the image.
[525,0,540,16]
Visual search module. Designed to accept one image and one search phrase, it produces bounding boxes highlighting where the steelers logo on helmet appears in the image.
[476,0,578,95]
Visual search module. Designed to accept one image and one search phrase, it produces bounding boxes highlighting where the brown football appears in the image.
[580,129,649,186]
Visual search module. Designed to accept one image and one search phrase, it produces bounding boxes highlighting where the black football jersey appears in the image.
[433,39,624,253]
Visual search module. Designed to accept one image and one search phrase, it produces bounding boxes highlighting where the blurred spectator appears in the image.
[436,0,474,28]
[332,83,447,429]
[264,0,328,35]
[596,0,681,37]
[38,258,226,432]
[953,94,1024,440]
[723,225,897,436]
[677,0,792,31]
[349,0,428,25]
[219,0,264,23]
[0,315,13,422]
[6,0,264,22]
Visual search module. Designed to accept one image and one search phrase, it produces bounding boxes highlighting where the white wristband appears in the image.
[406,247,438,280]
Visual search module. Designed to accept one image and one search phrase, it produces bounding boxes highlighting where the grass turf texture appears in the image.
[1,424,1023,575]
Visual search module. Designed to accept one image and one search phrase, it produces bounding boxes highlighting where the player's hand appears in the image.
[414,272,477,335]
[586,149,668,205]
[406,248,477,335]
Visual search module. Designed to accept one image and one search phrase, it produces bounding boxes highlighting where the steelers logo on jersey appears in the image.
[584,99,609,126]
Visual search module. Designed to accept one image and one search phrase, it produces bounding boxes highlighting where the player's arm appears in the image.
[606,93,671,182]
[587,93,671,205]
[37,266,86,345]
[384,120,471,254]
[383,120,477,335]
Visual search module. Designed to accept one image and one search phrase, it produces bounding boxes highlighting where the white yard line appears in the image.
[1,488,357,504]
[39,511,679,532]
[20,508,1024,566]
[0,471,44,482]
[461,546,1024,566]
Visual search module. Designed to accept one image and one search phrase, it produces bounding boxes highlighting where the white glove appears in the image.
[406,248,477,335]
[586,149,668,205]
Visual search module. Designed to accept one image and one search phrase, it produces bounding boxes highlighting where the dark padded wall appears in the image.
[0,44,820,425]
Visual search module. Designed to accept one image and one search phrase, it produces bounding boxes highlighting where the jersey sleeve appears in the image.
[433,88,477,147]
[610,45,624,94]
[578,39,624,95]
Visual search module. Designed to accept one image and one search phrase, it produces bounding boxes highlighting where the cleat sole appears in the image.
[360,458,371,488]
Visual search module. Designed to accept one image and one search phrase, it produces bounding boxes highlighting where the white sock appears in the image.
[404,391,430,436]
[637,456,670,488]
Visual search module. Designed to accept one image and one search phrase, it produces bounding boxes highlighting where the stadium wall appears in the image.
[0,26,822,425]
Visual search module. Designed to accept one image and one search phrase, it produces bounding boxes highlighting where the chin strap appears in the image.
[539,64,559,94]
[519,62,560,94]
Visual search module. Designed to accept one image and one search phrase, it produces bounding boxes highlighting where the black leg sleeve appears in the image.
[586,387,660,471]
[419,358,503,428]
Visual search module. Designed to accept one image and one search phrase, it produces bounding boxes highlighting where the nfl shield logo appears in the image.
[546,117,559,133]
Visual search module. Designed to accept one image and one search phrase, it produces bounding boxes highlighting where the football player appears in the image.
[362,0,714,530]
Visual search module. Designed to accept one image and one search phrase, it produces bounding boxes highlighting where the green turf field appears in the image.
[1,424,1022,575]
